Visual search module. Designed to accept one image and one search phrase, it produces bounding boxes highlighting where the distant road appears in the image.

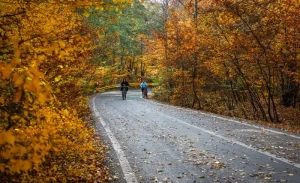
[92,90,300,183]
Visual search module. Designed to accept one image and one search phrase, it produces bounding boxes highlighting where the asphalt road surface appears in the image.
[91,90,300,183]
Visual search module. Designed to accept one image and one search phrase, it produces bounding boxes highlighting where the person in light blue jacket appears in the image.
[140,80,148,98]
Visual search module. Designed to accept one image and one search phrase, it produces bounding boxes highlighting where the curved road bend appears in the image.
[91,90,300,183]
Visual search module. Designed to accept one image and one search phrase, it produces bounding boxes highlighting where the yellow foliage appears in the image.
[54,75,61,82]
[0,0,135,181]
[0,130,15,145]
[0,64,13,79]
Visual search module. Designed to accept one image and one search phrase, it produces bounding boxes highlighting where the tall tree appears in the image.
[146,0,300,122]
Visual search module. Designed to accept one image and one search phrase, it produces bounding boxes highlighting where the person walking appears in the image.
[140,80,148,98]
[120,78,129,91]
[120,78,129,100]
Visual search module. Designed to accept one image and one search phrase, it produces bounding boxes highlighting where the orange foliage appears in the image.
[0,0,131,181]
[149,0,300,126]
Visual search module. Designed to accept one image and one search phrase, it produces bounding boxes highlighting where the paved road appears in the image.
[91,90,300,183]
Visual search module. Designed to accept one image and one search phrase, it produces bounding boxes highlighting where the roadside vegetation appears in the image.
[94,0,300,133]
[0,0,129,182]
[144,0,300,133]
[1,0,300,182]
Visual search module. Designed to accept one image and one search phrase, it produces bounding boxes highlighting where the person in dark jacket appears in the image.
[120,78,129,91]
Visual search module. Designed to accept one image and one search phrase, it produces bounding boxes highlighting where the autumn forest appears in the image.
[1,0,300,182]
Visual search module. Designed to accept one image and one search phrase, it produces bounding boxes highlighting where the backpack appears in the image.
[141,82,147,88]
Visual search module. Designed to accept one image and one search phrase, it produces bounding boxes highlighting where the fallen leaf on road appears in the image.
[157,169,163,173]
[152,176,158,182]
[113,176,119,180]
[162,177,168,182]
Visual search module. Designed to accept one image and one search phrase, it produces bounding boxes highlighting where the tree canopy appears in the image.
[1,0,300,181]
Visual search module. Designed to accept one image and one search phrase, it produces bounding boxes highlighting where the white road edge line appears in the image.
[131,97,300,169]
[92,96,138,183]
[162,113,300,169]
[148,100,300,140]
